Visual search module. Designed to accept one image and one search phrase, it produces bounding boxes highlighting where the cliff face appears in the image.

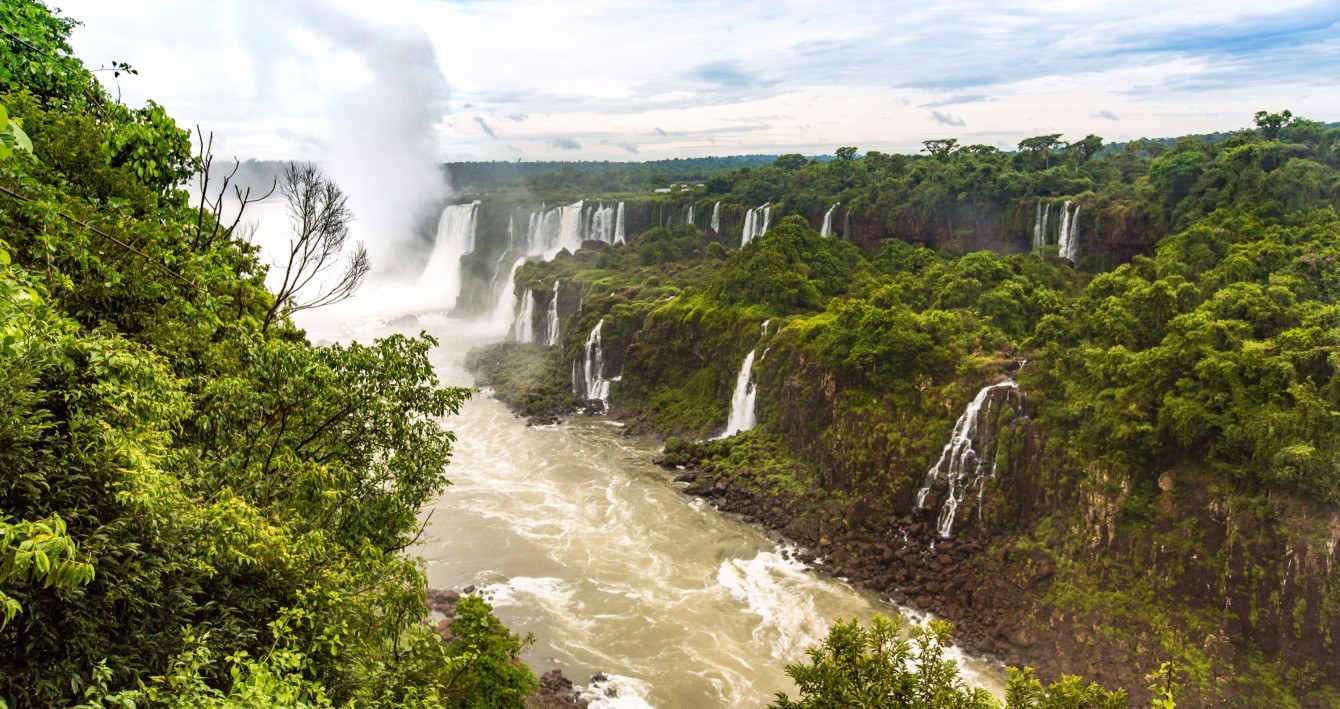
[530,291,1338,707]
[452,195,1166,318]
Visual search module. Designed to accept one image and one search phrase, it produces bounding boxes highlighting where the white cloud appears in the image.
[57,0,1340,166]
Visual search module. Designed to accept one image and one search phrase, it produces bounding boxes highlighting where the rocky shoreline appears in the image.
[464,357,1169,703]
[657,459,1149,699]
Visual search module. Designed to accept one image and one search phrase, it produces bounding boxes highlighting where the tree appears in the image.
[1253,109,1294,140]
[1067,134,1104,163]
[772,617,996,708]
[773,617,1131,709]
[262,163,369,333]
[835,146,859,161]
[776,153,809,170]
[922,139,958,160]
[1017,134,1064,169]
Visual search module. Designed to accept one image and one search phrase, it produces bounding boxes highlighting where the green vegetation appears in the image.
[0,2,535,707]
[772,617,1128,709]
[469,97,1340,704]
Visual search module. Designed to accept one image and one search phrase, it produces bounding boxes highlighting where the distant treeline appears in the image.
[445,155,781,194]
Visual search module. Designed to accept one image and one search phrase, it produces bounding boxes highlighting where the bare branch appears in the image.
[261,163,368,333]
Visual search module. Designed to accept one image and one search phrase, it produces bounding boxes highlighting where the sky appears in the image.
[56,0,1340,164]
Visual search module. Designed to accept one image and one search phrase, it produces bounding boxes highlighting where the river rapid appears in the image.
[300,304,1005,707]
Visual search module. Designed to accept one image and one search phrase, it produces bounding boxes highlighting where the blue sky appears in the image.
[59,0,1340,162]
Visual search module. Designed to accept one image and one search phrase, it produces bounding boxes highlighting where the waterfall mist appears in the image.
[238,0,451,298]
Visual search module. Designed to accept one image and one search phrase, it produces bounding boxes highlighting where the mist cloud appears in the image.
[240,0,451,279]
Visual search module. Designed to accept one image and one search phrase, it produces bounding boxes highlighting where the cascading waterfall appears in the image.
[718,321,769,438]
[1057,201,1081,264]
[512,287,536,343]
[915,379,1022,538]
[686,204,695,226]
[492,258,526,329]
[741,203,771,246]
[1031,202,1046,252]
[574,318,615,403]
[417,200,480,308]
[545,281,560,346]
[719,350,758,438]
[711,201,721,232]
[586,202,619,245]
[520,200,626,258]
[820,202,840,238]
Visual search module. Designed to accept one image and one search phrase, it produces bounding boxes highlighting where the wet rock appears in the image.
[527,669,589,709]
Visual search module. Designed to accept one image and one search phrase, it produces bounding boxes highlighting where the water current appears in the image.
[301,306,1006,707]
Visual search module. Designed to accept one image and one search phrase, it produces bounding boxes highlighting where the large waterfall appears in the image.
[740,203,771,246]
[1031,200,1081,263]
[915,380,1022,538]
[711,201,721,232]
[686,204,695,227]
[820,203,840,238]
[545,281,561,346]
[521,200,627,259]
[574,318,615,404]
[418,200,480,308]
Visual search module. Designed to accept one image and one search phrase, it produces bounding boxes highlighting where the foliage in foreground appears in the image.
[0,1,536,706]
[773,616,1129,709]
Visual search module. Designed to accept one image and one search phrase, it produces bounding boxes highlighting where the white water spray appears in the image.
[711,201,721,232]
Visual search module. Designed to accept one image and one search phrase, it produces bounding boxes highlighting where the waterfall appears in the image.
[686,204,695,226]
[1057,201,1080,264]
[417,200,480,308]
[492,257,526,329]
[711,201,721,232]
[718,321,769,438]
[575,318,614,403]
[915,380,1021,538]
[820,202,840,238]
[545,281,560,346]
[525,200,627,258]
[587,202,620,245]
[719,350,758,438]
[740,203,771,246]
[1031,203,1044,252]
[512,287,536,343]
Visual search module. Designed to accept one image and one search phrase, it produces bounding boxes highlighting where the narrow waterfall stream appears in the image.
[300,306,1007,707]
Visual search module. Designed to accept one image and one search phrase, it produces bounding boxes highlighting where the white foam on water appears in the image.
[715,548,831,661]
[578,673,656,709]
